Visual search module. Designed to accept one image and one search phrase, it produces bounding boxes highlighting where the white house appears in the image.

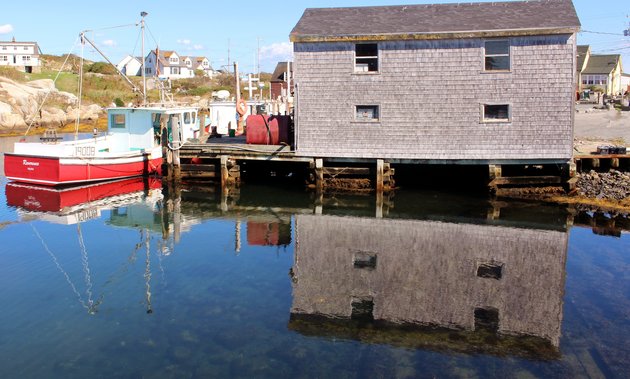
[0,38,42,73]
[144,49,194,79]
[183,56,215,77]
[116,55,142,76]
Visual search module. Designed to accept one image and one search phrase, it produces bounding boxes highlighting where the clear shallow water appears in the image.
[0,173,628,378]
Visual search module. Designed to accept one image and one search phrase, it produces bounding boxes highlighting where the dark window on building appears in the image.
[355,43,378,72]
[351,297,374,321]
[356,105,379,121]
[353,252,377,269]
[482,104,510,122]
[477,262,503,279]
[474,307,499,332]
[111,114,126,128]
[484,40,510,71]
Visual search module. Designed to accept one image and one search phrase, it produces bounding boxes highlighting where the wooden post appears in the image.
[488,164,502,192]
[376,159,384,193]
[171,115,180,168]
[611,158,620,168]
[234,62,244,135]
[220,155,229,190]
[315,158,323,193]
[376,191,383,218]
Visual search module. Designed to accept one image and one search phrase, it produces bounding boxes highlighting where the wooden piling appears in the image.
[376,159,384,193]
[315,159,323,193]
[220,155,229,190]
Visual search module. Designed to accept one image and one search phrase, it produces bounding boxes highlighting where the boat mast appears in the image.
[140,11,148,106]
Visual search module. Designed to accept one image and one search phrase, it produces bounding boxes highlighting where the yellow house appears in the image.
[581,53,624,96]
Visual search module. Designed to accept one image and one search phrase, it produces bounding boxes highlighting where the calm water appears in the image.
[1,155,629,378]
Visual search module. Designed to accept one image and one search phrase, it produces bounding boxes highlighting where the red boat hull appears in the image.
[5,177,163,213]
[4,153,162,186]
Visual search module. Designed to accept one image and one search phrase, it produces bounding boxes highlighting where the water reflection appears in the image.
[2,177,629,377]
[290,214,567,359]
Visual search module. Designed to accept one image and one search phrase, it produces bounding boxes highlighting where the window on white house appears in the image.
[355,43,378,72]
[23,46,28,50]
[355,105,379,121]
[170,57,178,63]
[0,56,7,61]
[172,67,180,75]
[1,46,6,50]
[22,56,30,61]
[482,104,510,122]
[484,40,510,71]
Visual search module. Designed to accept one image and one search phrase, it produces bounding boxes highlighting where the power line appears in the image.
[581,30,625,36]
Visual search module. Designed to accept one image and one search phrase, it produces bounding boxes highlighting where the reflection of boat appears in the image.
[2,14,199,186]
[290,214,568,359]
[6,177,162,224]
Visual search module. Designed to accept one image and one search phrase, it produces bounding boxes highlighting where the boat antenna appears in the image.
[141,11,148,106]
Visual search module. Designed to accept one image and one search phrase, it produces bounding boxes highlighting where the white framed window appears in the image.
[169,57,178,63]
[481,104,511,123]
[355,105,380,121]
[172,67,180,75]
[484,40,510,71]
[1,46,6,50]
[355,43,378,73]
[22,56,31,61]
[23,46,28,50]
[0,55,7,61]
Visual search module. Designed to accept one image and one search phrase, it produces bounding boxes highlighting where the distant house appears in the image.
[270,61,293,99]
[576,45,590,92]
[0,38,42,73]
[622,73,630,94]
[144,50,194,79]
[290,0,580,164]
[183,55,215,77]
[116,55,142,76]
[581,53,624,96]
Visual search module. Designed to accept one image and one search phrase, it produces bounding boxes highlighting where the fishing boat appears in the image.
[3,105,199,186]
[3,13,198,186]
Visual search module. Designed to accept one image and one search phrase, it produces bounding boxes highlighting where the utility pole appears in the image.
[227,38,231,73]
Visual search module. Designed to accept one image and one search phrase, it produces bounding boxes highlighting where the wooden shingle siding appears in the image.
[294,34,576,161]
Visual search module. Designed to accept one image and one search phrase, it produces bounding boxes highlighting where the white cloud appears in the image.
[0,24,14,34]
[260,42,293,61]
[193,44,203,50]
[102,39,117,47]
[177,39,191,45]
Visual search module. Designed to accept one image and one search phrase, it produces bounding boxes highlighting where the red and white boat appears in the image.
[3,14,199,186]
[3,105,199,186]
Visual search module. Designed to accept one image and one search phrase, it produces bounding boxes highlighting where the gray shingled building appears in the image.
[290,0,581,165]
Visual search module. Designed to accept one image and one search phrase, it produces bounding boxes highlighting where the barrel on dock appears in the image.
[245,115,291,145]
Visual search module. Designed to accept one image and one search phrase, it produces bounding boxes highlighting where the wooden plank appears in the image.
[490,175,562,186]
[323,167,371,176]
[180,164,216,172]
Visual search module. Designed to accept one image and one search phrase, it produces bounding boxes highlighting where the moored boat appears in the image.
[2,13,199,186]
[3,105,199,186]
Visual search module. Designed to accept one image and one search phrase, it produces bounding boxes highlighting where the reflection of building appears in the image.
[290,214,567,356]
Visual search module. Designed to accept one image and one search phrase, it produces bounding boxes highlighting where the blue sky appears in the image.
[1,0,628,73]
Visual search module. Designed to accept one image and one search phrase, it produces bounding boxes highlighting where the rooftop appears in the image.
[290,0,580,42]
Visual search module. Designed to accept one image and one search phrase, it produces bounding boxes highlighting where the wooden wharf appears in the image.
[169,138,628,194]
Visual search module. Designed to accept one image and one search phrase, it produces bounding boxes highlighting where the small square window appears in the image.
[484,40,510,71]
[474,307,499,332]
[351,297,374,321]
[476,261,503,279]
[184,112,191,124]
[111,114,126,128]
[356,105,379,121]
[355,43,378,72]
[482,104,510,123]
[353,251,377,269]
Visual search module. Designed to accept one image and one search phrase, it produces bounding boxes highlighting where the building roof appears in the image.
[576,45,590,73]
[582,54,621,75]
[271,62,293,82]
[0,40,42,55]
[290,0,580,42]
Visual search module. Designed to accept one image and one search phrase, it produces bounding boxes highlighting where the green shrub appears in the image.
[114,98,125,107]
[86,62,117,75]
